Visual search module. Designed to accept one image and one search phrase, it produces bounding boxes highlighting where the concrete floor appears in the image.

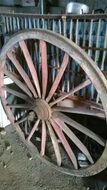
[0,125,106,190]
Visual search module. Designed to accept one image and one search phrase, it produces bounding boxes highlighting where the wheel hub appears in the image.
[33,99,51,120]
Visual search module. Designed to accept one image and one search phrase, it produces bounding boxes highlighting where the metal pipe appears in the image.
[88,19,93,57]
[96,23,107,103]
[82,19,87,48]
[75,19,79,44]
[94,19,101,65]
[6,16,9,33]
[24,17,27,29]
[0,13,107,20]
[2,16,6,34]
[52,19,56,82]
[40,0,46,15]
[33,18,36,28]
[69,19,73,40]
[92,19,101,100]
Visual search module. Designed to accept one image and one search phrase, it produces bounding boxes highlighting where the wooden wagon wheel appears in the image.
[0,29,107,177]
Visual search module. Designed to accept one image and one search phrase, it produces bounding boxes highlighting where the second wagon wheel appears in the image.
[0,29,107,177]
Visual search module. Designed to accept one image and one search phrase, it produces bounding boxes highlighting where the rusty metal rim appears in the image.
[1,29,107,177]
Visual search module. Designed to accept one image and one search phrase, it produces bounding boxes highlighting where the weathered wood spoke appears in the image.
[3,86,32,103]
[54,118,94,164]
[15,115,28,124]
[46,53,69,102]
[53,112,105,147]
[25,120,29,135]
[46,120,61,166]
[3,86,27,100]
[7,104,30,108]
[7,50,37,97]
[19,40,41,97]
[53,106,105,119]
[4,70,32,97]
[27,119,40,141]
[40,121,47,156]
[0,72,15,123]
[50,119,78,169]
[50,79,91,106]
[40,40,48,99]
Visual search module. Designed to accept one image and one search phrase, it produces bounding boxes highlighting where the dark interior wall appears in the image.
[0,0,107,13]
[0,0,35,6]
[77,0,107,12]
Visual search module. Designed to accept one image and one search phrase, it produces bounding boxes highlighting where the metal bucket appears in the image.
[66,2,89,14]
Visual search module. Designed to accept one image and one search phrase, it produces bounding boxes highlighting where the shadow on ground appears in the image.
[0,125,106,190]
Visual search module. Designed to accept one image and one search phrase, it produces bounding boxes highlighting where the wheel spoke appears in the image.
[3,86,31,102]
[55,95,104,111]
[7,50,37,97]
[15,115,28,124]
[0,66,15,123]
[50,79,91,106]
[7,104,30,108]
[40,40,48,99]
[50,118,78,169]
[27,119,40,141]
[46,53,69,102]
[4,70,32,97]
[54,118,94,164]
[53,112,105,147]
[0,87,15,123]
[53,106,105,119]
[46,120,61,166]
[40,121,47,156]
[19,40,41,97]
[25,120,29,135]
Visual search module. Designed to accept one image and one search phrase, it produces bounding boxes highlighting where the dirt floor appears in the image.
[0,125,106,190]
